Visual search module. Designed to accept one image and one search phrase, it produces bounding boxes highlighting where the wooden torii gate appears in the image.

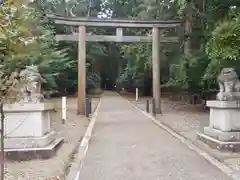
[49,15,181,115]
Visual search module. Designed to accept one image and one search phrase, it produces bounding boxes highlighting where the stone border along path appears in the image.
[74,92,235,180]
[65,97,102,180]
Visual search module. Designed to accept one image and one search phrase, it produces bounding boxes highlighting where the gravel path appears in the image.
[79,93,232,180]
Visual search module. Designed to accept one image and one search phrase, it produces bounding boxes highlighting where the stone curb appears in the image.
[65,97,102,180]
[125,98,240,180]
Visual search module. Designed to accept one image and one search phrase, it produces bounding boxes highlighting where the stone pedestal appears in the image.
[1,103,63,161]
[197,100,240,152]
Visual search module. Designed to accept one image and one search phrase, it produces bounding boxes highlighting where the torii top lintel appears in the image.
[48,15,182,28]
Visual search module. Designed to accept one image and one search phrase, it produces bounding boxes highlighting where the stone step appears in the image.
[3,138,63,161]
[197,132,240,152]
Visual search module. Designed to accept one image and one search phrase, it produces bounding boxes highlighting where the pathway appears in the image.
[79,92,232,180]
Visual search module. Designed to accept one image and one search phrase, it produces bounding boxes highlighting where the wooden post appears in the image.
[136,88,138,101]
[78,26,86,115]
[146,99,150,113]
[152,27,161,114]
[62,96,66,124]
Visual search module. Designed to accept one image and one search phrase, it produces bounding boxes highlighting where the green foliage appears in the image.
[165,51,211,95]
[116,43,152,94]
[195,16,240,95]
[0,1,38,101]
[207,17,240,62]
[117,64,137,90]
[0,1,40,69]
[38,0,106,93]
[112,0,182,94]
[0,0,76,98]
[3,0,240,99]
[41,0,240,98]
[165,57,188,90]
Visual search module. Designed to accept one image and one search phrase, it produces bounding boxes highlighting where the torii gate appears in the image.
[48,15,182,115]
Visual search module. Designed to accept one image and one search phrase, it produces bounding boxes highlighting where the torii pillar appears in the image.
[152,27,161,114]
[77,26,86,115]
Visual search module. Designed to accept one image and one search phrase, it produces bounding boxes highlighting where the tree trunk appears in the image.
[184,0,193,56]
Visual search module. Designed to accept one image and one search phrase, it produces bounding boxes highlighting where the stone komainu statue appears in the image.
[19,65,46,103]
[217,68,240,101]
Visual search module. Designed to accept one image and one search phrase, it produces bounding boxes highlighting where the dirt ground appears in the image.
[122,92,240,173]
[4,96,101,180]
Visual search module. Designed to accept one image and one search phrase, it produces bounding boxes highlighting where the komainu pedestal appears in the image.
[198,68,240,152]
[3,103,63,161]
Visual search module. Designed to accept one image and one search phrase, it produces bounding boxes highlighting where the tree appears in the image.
[163,0,240,99]
[205,16,240,82]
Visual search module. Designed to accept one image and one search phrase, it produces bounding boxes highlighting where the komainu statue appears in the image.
[217,68,240,101]
[19,65,46,103]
